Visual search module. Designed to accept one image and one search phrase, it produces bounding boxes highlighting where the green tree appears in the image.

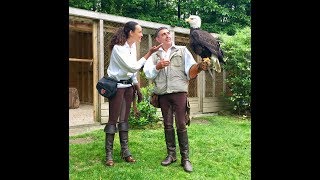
[69,0,251,35]
[220,26,251,115]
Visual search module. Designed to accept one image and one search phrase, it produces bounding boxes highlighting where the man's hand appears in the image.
[156,59,170,70]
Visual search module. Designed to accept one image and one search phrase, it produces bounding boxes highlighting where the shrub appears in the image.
[220,27,251,115]
[128,84,161,129]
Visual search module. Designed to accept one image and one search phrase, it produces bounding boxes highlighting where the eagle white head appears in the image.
[185,15,201,28]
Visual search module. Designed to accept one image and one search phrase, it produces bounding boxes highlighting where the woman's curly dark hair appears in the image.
[109,21,138,50]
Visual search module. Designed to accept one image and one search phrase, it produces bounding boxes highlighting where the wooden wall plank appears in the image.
[93,21,98,122]
[81,63,85,102]
[69,20,92,32]
[97,19,105,122]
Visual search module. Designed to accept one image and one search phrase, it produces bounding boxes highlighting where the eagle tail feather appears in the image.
[211,55,222,73]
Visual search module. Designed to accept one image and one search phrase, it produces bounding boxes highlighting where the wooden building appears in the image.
[69,7,231,124]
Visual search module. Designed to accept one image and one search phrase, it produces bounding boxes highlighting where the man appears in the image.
[143,27,208,172]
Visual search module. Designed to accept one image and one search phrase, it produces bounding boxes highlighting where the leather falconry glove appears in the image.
[189,61,210,79]
[133,84,143,103]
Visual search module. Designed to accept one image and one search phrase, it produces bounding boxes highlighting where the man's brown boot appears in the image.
[161,128,177,166]
[177,129,192,172]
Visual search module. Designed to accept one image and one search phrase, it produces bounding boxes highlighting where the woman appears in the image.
[104,21,162,166]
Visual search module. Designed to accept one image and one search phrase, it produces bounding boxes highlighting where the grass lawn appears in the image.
[69,115,251,179]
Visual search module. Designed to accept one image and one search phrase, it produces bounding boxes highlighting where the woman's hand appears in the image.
[149,43,163,54]
[144,43,163,60]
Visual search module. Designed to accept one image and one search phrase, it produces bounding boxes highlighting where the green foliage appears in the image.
[69,0,96,11]
[69,0,251,36]
[220,27,251,115]
[128,84,161,129]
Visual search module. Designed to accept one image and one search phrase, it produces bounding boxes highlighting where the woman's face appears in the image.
[131,25,143,43]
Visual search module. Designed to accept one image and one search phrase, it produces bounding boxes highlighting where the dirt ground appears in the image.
[69,104,95,126]
[69,104,217,137]
[69,104,105,136]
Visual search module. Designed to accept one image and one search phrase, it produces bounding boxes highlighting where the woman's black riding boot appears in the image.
[118,122,136,163]
[104,124,116,166]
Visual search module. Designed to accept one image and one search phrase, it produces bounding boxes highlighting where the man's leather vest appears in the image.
[152,46,188,95]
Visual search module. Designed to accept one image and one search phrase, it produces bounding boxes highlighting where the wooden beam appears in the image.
[93,21,99,123]
[69,7,196,35]
[143,28,156,35]
[81,62,85,102]
[170,30,175,44]
[98,19,105,123]
[69,21,92,32]
[175,36,189,44]
[99,20,105,79]
[87,61,90,103]
[69,58,93,62]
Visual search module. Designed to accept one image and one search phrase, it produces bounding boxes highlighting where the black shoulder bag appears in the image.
[96,76,119,98]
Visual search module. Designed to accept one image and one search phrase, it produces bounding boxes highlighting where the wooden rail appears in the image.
[69,58,93,62]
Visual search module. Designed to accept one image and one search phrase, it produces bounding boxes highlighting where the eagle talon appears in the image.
[202,57,210,62]
[202,57,211,65]
[200,57,211,71]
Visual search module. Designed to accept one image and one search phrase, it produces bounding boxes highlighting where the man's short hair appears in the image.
[155,27,168,37]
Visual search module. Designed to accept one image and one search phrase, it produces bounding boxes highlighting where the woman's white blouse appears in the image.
[107,42,146,88]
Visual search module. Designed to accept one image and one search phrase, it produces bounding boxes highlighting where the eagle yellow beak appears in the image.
[185,18,190,22]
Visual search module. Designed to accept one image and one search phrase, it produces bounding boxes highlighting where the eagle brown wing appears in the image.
[190,29,223,62]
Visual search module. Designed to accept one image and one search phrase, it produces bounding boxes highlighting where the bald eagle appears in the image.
[185,15,225,73]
